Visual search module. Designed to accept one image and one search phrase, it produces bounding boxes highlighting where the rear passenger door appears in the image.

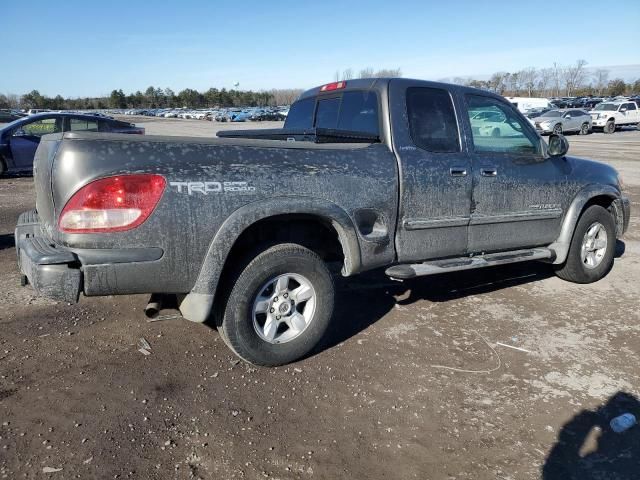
[462,94,567,252]
[389,80,472,262]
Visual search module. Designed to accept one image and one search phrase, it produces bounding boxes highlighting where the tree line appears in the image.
[0,86,305,110]
[441,60,640,98]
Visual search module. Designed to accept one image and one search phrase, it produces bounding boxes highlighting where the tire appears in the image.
[579,123,590,135]
[604,120,615,134]
[554,205,616,284]
[0,157,6,176]
[553,123,563,135]
[219,243,334,366]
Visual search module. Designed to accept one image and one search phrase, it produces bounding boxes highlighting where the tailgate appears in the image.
[33,134,63,236]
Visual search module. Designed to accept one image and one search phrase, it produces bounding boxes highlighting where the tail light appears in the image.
[320,81,346,92]
[59,174,166,233]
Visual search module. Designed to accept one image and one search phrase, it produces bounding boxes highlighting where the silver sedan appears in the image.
[530,109,592,135]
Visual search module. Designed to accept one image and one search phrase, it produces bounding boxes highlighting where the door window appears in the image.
[466,95,539,155]
[406,87,460,153]
[624,103,636,111]
[15,118,61,137]
[70,118,99,131]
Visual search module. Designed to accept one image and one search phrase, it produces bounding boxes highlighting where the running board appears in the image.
[385,248,554,280]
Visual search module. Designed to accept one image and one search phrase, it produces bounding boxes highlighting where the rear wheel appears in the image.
[553,123,563,135]
[0,158,6,176]
[604,119,615,134]
[554,205,615,283]
[580,122,590,135]
[220,243,334,366]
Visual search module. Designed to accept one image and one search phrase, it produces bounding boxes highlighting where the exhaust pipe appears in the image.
[145,293,166,319]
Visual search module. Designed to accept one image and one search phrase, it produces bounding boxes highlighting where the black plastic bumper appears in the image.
[15,210,82,303]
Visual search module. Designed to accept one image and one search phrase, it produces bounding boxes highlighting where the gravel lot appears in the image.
[1,119,639,479]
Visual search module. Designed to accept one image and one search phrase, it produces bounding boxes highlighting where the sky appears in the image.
[2,0,639,97]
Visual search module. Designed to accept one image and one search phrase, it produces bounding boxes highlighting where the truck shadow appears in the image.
[542,391,640,480]
[318,240,626,355]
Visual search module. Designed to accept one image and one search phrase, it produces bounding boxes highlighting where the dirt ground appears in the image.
[1,120,639,479]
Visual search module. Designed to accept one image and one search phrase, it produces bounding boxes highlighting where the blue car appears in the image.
[0,112,144,175]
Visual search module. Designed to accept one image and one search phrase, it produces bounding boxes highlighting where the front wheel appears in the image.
[220,243,334,366]
[553,123,563,135]
[554,205,615,283]
[604,120,615,134]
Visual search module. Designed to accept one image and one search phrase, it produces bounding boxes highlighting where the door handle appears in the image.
[450,167,467,176]
[480,168,498,177]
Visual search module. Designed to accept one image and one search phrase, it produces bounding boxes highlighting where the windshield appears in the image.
[594,103,618,111]
[540,111,562,118]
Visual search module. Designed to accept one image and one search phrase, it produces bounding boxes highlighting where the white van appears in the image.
[505,97,551,113]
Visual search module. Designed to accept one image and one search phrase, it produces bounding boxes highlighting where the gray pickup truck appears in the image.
[16,78,630,366]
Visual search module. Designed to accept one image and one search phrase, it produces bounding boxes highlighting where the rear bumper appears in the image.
[16,209,166,303]
[16,211,81,303]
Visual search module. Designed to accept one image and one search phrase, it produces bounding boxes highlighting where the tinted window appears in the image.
[284,97,315,129]
[625,103,636,111]
[336,91,378,134]
[466,95,539,155]
[315,97,340,129]
[16,118,61,137]
[70,118,99,132]
[406,87,460,153]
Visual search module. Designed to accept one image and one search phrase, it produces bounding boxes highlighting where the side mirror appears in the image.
[620,108,627,112]
[564,115,571,119]
[548,134,569,157]
[12,128,27,137]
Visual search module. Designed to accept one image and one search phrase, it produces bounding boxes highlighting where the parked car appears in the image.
[0,113,144,175]
[590,101,640,133]
[15,79,629,366]
[505,97,552,113]
[0,109,26,123]
[531,109,592,135]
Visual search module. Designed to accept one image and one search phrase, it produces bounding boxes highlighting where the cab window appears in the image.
[406,87,460,153]
[13,118,62,137]
[70,118,99,132]
[466,95,539,155]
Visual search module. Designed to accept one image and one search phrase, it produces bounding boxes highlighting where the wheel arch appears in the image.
[178,197,362,323]
[549,185,621,264]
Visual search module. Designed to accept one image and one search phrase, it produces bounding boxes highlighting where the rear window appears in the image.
[284,90,379,135]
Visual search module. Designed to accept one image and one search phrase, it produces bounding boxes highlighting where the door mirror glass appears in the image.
[548,134,569,157]
[12,128,27,137]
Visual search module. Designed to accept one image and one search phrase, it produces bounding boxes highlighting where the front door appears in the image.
[389,80,472,262]
[462,93,568,253]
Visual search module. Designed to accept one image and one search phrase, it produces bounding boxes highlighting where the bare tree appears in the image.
[374,68,402,77]
[489,72,508,94]
[518,68,538,97]
[537,68,553,97]
[359,67,375,78]
[562,59,588,96]
[594,68,610,96]
[342,68,354,80]
[508,72,521,95]
[551,62,562,97]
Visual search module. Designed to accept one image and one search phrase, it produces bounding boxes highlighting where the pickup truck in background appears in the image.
[590,100,640,133]
[16,78,630,366]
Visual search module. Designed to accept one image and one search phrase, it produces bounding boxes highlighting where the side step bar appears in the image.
[385,248,554,280]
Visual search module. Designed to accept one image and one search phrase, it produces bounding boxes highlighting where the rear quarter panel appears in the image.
[49,134,398,293]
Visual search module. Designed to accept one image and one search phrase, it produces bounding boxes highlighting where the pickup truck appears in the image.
[590,100,640,133]
[15,78,630,366]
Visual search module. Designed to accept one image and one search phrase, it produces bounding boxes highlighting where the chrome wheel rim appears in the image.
[554,124,562,134]
[580,222,608,269]
[252,273,316,344]
[581,124,588,134]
